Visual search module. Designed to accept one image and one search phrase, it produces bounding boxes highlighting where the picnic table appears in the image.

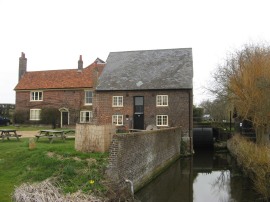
[0,129,21,141]
[63,129,75,138]
[35,130,66,143]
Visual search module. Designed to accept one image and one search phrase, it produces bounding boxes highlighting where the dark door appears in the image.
[134,96,144,129]
[62,111,69,126]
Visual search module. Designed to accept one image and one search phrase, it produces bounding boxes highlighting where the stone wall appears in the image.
[75,124,116,152]
[106,127,182,192]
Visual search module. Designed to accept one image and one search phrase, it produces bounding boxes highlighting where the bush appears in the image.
[40,108,60,129]
[13,109,29,124]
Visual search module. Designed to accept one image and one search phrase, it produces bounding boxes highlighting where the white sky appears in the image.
[1,0,270,105]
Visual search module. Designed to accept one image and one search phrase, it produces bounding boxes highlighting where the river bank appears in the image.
[227,134,270,200]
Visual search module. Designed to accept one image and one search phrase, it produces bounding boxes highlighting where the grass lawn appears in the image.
[0,137,108,202]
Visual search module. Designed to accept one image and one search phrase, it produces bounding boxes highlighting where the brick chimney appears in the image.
[18,52,27,81]
[78,55,83,70]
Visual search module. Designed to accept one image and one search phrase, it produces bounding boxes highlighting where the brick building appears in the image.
[14,53,105,127]
[95,48,193,137]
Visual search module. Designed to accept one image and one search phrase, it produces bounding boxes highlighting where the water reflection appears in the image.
[135,149,261,202]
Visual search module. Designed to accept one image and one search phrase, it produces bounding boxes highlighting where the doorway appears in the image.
[134,96,144,129]
[59,108,69,128]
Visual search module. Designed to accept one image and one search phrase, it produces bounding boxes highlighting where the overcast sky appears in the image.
[1,0,270,105]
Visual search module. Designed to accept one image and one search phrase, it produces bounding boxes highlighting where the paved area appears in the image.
[17,131,39,138]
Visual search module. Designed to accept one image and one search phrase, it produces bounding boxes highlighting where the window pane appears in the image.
[157,96,161,105]
[112,115,117,124]
[38,92,42,100]
[135,97,143,105]
[119,97,123,106]
[113,97,117,106]
[163,96,168,105]
[118,115,123,125]
[163,116,167,125]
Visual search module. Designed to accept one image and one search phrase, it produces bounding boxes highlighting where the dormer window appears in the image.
[30,91,43,101]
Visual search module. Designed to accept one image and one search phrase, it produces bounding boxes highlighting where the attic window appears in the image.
[30,91,43,101]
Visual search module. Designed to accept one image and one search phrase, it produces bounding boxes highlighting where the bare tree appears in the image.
[200,98,231,123]
[212,44,270,145]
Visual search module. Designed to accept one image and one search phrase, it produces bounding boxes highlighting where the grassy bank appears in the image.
[0,137,108,202]
[227,134,270,199]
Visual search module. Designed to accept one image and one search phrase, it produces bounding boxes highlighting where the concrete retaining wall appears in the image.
[106,127,182,192]
[75,124,116,152]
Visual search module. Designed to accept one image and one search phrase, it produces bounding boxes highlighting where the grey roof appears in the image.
[96,48,193,91]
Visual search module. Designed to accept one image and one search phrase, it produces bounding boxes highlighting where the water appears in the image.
[135,149,262,202]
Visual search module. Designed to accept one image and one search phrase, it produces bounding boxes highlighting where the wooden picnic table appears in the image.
[0,129,21,141]
[35,130,66,143]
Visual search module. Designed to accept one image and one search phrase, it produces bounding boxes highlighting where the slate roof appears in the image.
[14,61,105,90]
[96,48,193,91]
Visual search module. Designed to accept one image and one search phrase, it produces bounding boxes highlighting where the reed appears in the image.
[228,134,270,199]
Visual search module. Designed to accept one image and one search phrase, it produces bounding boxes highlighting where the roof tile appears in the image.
[15,62,105,90]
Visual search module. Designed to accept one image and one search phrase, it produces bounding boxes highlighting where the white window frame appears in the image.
[85,90,93,105]
[80,110,93,123]
[30,109,41,121]
[112,115,123,126]
[112,96,123,107]
[156,95,168,106]
[156,115,168,126]
[30,91,43,101]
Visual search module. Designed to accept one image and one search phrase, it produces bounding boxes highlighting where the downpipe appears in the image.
[125,179,134,196]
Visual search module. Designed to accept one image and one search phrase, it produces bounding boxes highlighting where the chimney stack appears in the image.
[18,52,27,81]
[78,55,83,70]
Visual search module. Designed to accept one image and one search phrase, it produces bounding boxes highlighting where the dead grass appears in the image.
[12,179,103,202]
[227,134,270,199]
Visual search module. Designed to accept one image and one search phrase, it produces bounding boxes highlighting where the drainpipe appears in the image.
[125,179,134,196]
[189,90,193,153]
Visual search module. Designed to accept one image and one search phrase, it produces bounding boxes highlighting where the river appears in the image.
[135,149,263,202]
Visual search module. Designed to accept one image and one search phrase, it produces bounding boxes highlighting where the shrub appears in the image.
[13,109,29,124]
[40,108,60,129]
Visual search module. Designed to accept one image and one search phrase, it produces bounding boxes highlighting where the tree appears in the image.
[212,44,270,145]
[193,105,204,123]
[200,98,231,123]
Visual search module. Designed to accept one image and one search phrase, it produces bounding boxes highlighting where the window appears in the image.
[80,111,93,123]
[30,109,41,121]
[112,96,123,107]
[85,91,93,105]
[112,115,123,125]
[156,115,168,126]
[156,95,168,106]
[30,91,43,101]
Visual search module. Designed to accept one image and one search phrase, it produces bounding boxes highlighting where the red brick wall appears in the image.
[94,90,192,136]
[15,89,93,125]
[106,127,182,192]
